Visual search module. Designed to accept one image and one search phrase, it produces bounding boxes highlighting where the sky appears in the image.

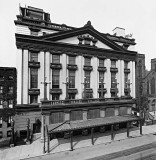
[0,0,156,70]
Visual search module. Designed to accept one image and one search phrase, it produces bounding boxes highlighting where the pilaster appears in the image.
[116,60,121,97]
[38,51,44,101]
[60,54,67,100]
[132,61,136,98]
[83,109,88,120]
[91,57,98,98]
[105,59,111,98]
[23,50,29,104]
[120,60,124,96]
[129,61,133,97]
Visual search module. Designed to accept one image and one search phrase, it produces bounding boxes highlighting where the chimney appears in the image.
[151,58,156,71]
[113,27,125,37]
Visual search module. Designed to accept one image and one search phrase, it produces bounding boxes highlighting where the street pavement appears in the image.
[0,124,156,160]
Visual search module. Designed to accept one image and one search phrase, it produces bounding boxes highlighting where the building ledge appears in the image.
[50,88,62,94]
[98,67,107,72]
[110,67,118,72]
[28,89,40,95]
[67,64,78,70]
[28,61,40,68]
[83,66,93,71]
[50,63,62,69]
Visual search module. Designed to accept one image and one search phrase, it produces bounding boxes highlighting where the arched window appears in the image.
[151,77,155,94]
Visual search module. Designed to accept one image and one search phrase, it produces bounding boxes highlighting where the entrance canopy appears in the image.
[49,115,140,133]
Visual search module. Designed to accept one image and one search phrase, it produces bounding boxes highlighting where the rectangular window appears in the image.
[88,109,100,119]
[85,71,90,88]
[7,131,12,137]
[105,108,115,117]
[8,99,13,108]
[0,117,2,128]
[30,95,38,104]
[85,57,91,66]
[7,116,12,127]
[0,132,2,138]
[111,60,116,68]
[52,55,60,64]
[111,92,116,97]
[52,70,60,88]
[99,72,104,88]
[8,86,13,94]
[69,93,75,100]
[30,52,38,62]
[71,110,83,121]
[124,61,128,69]
[69,56,75,65]
[0,100,3,109]
[0,76,4,81]
[49,112,64,124]
[30,31,38,36]
[99,59,104,67]
[124,73,128,88]
[30,68,38,88]
[0,86,3,94]
[111,72,116,88]
[52,94,60,100]
[69,71,75,88]
[8,76,13,80]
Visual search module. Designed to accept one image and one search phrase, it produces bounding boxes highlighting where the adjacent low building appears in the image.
[0,67,16,138]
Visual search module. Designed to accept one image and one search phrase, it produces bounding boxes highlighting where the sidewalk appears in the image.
[0,124,156,160]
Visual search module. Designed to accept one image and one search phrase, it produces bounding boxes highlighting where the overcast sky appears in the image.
[0,0,156,70]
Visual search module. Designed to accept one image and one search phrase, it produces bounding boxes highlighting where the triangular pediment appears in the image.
[42,26,125,51]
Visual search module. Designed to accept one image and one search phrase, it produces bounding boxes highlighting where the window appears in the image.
[0,76,4,81]
[7,116,12,127]
[99,59,104,67]
[52,94,60,100]
[69,56,75,65]
[69,93,75,100]
[0,117,2,128]
[124,73,128,88]
[30,68,38,88]
[71,110,83,121]
[85,71,90,88]
[0,100,2,108]
[8,99,13,108]
[111,60,116,68]
[52,70,60,88]
[88,109,100,119]
[30,52,38,62]
[111,92,116,97]
[30,31,38,36]
[52,55,60,64]
[0,86,3,94]
[8,86,13,94]
[49,112,64,124]
[7,131,12,137]
[0,132,2,138]
[8,76,13,80]
[69,71,75,88]
[85,57,91,66]
[30,95,38,104]
[86,93,93,98]
[99,72,104,88]
[111,72,116,88]
[124,61,128,69]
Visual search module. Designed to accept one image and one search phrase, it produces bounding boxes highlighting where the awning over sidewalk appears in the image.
[49,115,140,133]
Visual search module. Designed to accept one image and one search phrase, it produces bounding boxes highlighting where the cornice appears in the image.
[15,34,137,61]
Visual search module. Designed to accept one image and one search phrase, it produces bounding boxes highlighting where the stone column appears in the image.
[129,61,133,97]
[116,60,121,97]
[120,60,124,96]
[132,61,136,98]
